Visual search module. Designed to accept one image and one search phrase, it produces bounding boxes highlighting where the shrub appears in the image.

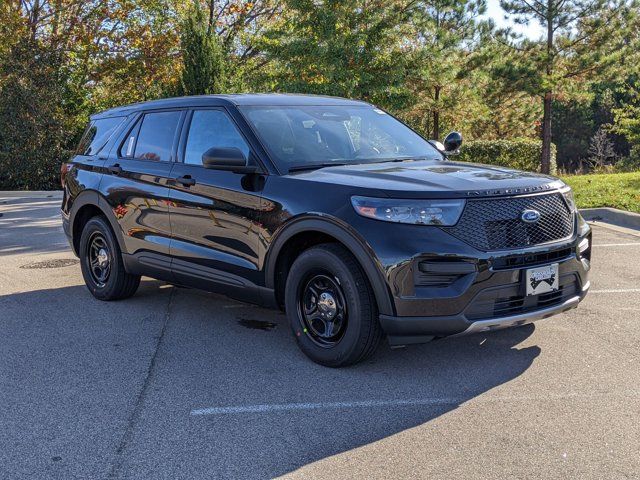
[0,151,69,190]
[456,138,557,174]
[0,36,76,190]
[614,146,640,173]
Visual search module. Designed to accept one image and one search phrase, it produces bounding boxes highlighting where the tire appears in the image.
[79,216,140,301]
[285,243,383,367]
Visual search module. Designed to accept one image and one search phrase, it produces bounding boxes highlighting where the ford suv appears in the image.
[61,94,591,367]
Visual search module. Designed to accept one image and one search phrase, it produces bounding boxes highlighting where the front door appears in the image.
[168,108,266,301]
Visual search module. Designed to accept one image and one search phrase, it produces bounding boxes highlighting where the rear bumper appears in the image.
[381,281,589,346]
[61,209,76,255]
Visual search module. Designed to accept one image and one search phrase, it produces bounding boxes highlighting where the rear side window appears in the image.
[129,111,182,162]
[184,110,250,165]
[76,117,124,155]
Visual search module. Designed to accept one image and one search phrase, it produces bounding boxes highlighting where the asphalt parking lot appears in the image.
[1,192,639,480]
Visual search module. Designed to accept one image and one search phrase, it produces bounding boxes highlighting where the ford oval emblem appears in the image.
[521,209,541,223]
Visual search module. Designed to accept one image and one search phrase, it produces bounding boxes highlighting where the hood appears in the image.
[286,159,565,198]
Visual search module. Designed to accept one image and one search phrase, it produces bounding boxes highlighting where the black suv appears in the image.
[61,94,591,366]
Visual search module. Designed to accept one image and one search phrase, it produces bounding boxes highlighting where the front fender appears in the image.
[264,214,395,316]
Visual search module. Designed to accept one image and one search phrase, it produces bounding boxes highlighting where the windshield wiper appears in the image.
[288,162,348,172]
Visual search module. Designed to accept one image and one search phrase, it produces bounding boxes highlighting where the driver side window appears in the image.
[184,110,250,165]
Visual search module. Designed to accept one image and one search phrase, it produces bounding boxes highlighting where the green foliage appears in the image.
[401,0,489,139]
[615,146,640,173]
[0,0,639,190]
[179,3,228,95]
[0,36,73,190]
[258,0,414,110]
[495,0,636,173]
[562,171,640,213]
[457,139,557,174]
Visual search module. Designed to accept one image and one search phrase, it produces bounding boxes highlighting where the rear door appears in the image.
[101,109,185,275]
[168,108,266,301]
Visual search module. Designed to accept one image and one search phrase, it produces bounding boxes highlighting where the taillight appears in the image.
[60,162,71,188]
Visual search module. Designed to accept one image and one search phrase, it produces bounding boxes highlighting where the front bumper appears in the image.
[381,281,589,345]
[360,213,592,346]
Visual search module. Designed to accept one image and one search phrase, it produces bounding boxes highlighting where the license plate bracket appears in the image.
[526,263,559,296]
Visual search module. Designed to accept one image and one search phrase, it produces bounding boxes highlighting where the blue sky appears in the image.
[484,0,545,39]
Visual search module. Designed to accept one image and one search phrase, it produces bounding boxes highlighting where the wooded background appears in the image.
[1,0,639,189]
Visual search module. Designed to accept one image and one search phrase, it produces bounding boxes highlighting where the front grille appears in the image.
[491,247,573,270]
[445,193,574,251]
[465,275,578,321]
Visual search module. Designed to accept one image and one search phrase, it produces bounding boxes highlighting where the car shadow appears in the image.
[141,286,542,479]
[0,281,541,479]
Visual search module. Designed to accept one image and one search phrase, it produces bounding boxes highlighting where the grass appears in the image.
[561,171,640,214]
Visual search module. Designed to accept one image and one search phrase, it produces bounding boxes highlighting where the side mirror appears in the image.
[202,147,257,173]
[443,131,463,154]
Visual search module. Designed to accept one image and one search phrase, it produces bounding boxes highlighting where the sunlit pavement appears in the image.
[1,192,639,480]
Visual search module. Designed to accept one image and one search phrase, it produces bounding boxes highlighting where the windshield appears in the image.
[239,105,442,172]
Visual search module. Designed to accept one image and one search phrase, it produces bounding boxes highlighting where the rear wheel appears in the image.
[285,244,383,367]
[79,216,140,300]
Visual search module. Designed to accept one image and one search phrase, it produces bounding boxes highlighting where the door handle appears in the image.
[176,175,196,187]
[108,164,122,175]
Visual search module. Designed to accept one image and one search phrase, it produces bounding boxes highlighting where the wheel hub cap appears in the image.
[318,292,337,319]
[96,249,109,267]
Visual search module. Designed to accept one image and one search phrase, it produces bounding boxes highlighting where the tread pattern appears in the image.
[318,244,383,365]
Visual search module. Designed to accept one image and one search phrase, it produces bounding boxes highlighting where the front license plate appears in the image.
[526,263,559,296]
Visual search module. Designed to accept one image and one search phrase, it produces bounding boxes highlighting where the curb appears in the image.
[580,207,640,234]
[0,191,63,199]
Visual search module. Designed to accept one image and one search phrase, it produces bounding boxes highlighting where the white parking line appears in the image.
[590,288,640,294]
[191,391,640,416]
[593,243,640,247]
[191,398,459,416]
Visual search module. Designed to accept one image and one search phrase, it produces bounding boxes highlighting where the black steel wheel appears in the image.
[87,232,111,288]
[79,216,140,301]
[298,273,348,347]
[285,243,383,367]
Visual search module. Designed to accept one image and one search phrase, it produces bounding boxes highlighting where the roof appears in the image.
[91,94,371,119]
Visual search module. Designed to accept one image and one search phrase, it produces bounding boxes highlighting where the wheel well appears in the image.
[72,204,104,253]
[273,231,341,309]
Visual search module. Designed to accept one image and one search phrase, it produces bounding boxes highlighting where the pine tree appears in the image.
[498,0,634,173]
[180,2,228,95]
[407,0,489,139]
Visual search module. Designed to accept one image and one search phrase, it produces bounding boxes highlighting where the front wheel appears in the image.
[285,244,383,367]
[79,216,140,301]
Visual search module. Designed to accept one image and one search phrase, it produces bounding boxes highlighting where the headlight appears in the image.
[562,188,577,212]
[351,196,465,226]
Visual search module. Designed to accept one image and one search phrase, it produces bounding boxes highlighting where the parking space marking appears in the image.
[191,398,460,416]
[191,390,640,416]
[593,243,640,247]
[590,288,640,294]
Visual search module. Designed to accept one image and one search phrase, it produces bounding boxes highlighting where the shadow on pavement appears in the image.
[0,197,69,256]
[121,286,541,479]
[0,281,540,479]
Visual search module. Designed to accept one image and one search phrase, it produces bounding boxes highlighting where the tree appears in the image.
[180,3,228,95]
[260,0,416,109]
[587,125,616,169]
[0,34,69,189]
[404,0,488,139]
[498,0,634,173]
